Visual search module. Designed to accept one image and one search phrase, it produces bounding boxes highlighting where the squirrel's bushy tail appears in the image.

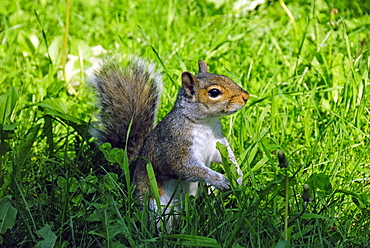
[88,56,162,161]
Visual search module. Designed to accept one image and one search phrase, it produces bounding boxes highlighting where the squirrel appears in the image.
[89,55,249,218]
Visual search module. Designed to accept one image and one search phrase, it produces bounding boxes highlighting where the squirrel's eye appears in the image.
[208,88,221,98]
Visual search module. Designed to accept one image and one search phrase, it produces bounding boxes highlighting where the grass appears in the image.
[1,0,369,247]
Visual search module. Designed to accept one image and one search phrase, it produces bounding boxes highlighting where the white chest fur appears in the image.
[191,119,224,167]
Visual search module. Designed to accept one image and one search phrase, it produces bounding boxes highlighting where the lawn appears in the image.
[0,0,369,247]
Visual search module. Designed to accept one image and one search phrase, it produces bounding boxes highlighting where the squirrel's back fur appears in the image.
[88,56,162,161]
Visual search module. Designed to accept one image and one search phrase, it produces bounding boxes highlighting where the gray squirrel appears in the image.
[89,56,249,216]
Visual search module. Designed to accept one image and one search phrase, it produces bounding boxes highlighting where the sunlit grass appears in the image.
[0,0,369,247]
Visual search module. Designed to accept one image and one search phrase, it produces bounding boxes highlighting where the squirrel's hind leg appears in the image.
[149,180,198,232]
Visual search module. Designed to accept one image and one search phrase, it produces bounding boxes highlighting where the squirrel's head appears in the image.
[181,60,249,117]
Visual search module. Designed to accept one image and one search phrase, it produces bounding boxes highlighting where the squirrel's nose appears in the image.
[242,91,249,103]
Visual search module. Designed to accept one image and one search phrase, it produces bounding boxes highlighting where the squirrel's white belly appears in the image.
[161,179,199,203]
[191,121,224,167]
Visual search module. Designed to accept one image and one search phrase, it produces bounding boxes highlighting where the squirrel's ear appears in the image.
[198,60,209,73]
[182,72,196,98]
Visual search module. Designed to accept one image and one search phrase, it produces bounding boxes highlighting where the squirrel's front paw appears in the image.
[207,172,230,191]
